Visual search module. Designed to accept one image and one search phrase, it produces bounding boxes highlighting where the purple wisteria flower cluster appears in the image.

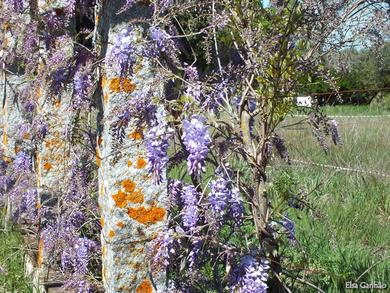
[14,151,31,173]
[182,115,211,177]
[72,63,94,110]
[282,214,296,244]
[208,177,244,227]
[146,107,173,184]
[181,185,199,232]
[238,256,269,293]
[107,27,136,75]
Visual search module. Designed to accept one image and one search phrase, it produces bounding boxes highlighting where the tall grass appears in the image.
[0,218,32,292]
[272,113,390,291]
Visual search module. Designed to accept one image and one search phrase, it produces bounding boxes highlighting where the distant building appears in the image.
[296,96,313,107]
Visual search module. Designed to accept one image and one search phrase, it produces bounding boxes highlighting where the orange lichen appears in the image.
[101,74,107,88]
[128,131,143,140]
[37,239,44,267]
[97,136,103,145]
[121,179,136,193]
[36,203,42,210]
[2,133,7,145]
[100,217,105,227]
[96,150,102,167]
[127,206,166,225]
[45,137,63,149]
[14,146,21,154]
[112,190,128,208]
[2,22,11,31]
[127,160,133,167]
[43,162,53,171]
[136,279,153,293]
[103,92,109,104]
[109,77,136,93]
[102,244,106,257]
[136,157,147,169]
[109,230,116,238]
[22,133,30,139]
[36,87,42,99]
[116,221,126,229]
[142,174,151,180]
[102,266,106,280]
[125,189,144,204]
[3,156,11,163]
[54,100,61,108]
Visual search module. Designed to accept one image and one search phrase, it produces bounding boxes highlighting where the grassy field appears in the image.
[0,217,32,292]
[320,104,390,116]
[272,109,390,292]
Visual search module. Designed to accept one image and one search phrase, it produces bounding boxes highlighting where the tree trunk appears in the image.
[95,1,168,292]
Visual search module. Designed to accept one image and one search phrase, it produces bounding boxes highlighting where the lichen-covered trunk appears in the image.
[0,72,23,228]
[34,1,74,289]
[95,2,167,292]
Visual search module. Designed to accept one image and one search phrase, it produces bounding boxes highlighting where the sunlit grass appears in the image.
[0,217,32,292]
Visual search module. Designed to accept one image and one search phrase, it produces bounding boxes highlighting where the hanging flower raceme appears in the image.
[209,177,231,217]
[72,64,94,110]
[146,108,173,184]
[230,187,244,227]
[282,214,296,244]
[237,256,269,293]
[182,115,211,177]
[208,175,244,228]
[181,185,199,232]
[107,27,136,75]
[14,151,31,173]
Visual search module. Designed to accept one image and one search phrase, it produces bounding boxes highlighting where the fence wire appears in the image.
[289,159,390,180]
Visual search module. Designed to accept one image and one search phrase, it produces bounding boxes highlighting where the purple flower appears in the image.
[157,0,173,12]
[188,239,201,270]
[72,64,93,110]
[5,0,23,13]
[282,214,296,243]
[230,187,244,227]
[238,256,269,293]
[182,115,211,176]
[51,67,71,94]
[17,123,30,140]
[32,117,48,141]
[181,185,199,231]
[209,178,230,216]
[146,108,173,184]
[107,27,136,74]
[14,151,31,173]
[184,65,199,82]
[150,229,175,269]
[208,176,244,227]
[185,82,202,102]
[23,189,37,221]
[149,26,178,57]
[167,179,183,209]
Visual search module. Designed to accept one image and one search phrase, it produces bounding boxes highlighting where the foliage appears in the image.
[0,0,389,292]
[0,219,33,292]
[301,42,390,105]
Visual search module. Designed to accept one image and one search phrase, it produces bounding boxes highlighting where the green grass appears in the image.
[273,108,390,292]
[168,105,390,292]
[0,217,33,292]
[320,104,390,116]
